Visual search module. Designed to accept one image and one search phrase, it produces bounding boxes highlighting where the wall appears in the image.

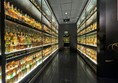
[59,23,77,49]
[98,0,118,78]
[105,0,118,77]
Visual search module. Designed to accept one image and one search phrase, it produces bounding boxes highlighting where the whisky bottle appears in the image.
[4,2,10,16]
[5,32,10,52]
[12,33,18,51]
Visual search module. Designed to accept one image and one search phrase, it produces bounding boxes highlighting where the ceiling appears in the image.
[48,0,88,24]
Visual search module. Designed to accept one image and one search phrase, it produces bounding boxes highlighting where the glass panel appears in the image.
[86,12,97,26]
[52,15,56,25]
[86,0,97,16]
[4,8,43,83]
[77,44,97,64]
[52,15,58,31]
[42,15,51,28]
[86,31,97,46]
[77,24,85,33]
[43,46,52,59]
[4,18,43,83]
[5,20,42,53]
[77,20,80,28]
[4,1,42,30]
[42,0,52,20]
[31,0,41,9]
[77,0,97,65]
[80,10,85,23]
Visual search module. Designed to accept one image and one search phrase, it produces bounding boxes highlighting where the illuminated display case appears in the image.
[0,0,2,82]
[77,0,97,71]
[0,0,59,82]
[42,0,52,21]
[0,19,2,83]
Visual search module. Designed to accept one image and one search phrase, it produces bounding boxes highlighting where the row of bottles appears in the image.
[52,45,58,51]
[43,35,52,44]
[77,0,97,64]
[52,31,58,36]
[43,45,58,58]
[86,12,97,26]
[78,33,97,46]
[43,25,58,36]
[43,47,52,57]
[86,6,97,20]
[4,1,58,35]
[43,35,58,45]
[5,45,58,83]
[30,0,58,35]
[6,50,42,83]
[52,38,58,44]
[43,25,51,34]
[0,1,58,83]
[4,1,42,30]
[78,22,97,35]
[5,20,42,52]
[52,26,58,34]
[31,0,58,35]
[5,20,58,53]
[77,45,97,62]
[51,26,58,36]
[77,7,97,33]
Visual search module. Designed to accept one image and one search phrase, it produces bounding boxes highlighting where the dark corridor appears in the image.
[34,48,97,83]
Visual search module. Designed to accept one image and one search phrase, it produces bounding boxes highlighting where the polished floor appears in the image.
[34,47,118,83]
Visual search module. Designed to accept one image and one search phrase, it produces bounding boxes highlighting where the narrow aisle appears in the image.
[34,47,97,83]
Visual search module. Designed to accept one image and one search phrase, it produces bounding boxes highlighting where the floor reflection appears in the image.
[34,48,118,83]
